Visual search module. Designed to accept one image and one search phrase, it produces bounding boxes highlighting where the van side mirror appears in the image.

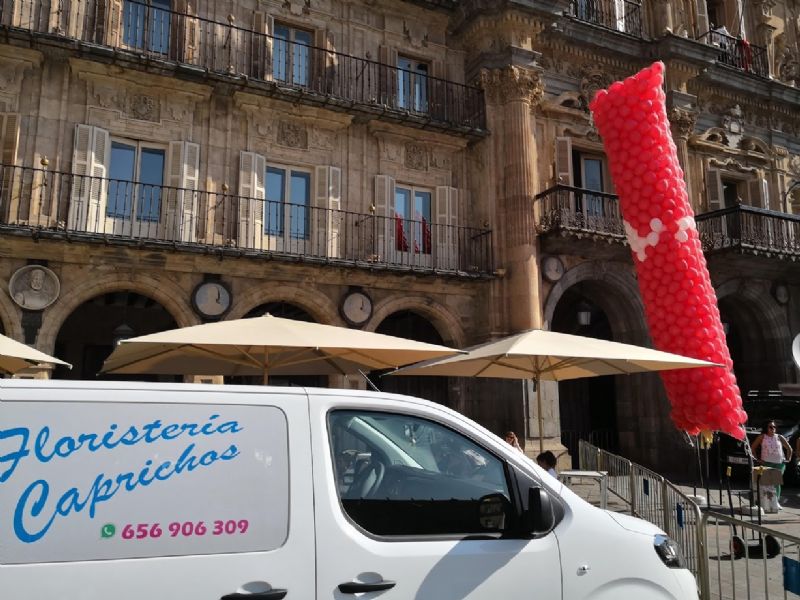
[478,493,511,531]
[523,486,556,535]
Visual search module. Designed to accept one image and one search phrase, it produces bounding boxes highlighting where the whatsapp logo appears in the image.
[100,523,116,539]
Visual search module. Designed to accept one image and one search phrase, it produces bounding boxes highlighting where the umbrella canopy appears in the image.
[392,329,719,452]
[101,314,460,382]
[0,333,71,375]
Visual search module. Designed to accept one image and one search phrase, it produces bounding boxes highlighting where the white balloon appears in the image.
[676,230,689,243]
[650,218,664,232]
[646,232,660,246]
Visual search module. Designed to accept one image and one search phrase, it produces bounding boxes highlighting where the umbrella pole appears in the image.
[536,378,545,455]
[263,354,269,385]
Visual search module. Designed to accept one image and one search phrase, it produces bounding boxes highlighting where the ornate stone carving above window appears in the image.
[405,142,428,171]
[127,94,160,122]
[403,21,429,48]
[282,0,310,16]
[277,120,308,149]
[578,64,613,110]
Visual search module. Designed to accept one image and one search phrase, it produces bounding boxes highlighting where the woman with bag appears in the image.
[751,420,793,509]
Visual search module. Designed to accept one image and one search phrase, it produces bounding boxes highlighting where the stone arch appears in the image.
[543,260,648,344]
[229,284,339,325]
[716,278,791,387]
[38,272,196,354]
[367,295,466,348]
[0,290,23,339]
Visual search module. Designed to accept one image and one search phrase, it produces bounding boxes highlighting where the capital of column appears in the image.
[479,66,544,106]
[667,107,698,140]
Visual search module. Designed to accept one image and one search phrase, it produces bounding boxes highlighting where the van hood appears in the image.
[604,511,664,537]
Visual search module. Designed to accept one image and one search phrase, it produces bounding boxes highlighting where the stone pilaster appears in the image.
[480,65,544,332]
[668,107,698,211]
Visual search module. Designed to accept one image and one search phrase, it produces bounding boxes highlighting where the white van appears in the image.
[0,380,697,599]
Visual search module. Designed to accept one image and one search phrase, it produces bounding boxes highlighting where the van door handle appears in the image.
[338,580,396,593]
[220,590,287,600]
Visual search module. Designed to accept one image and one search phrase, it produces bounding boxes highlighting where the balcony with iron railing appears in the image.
[0,164,493,276]
[696,205,800,258]
[0,0,485,134]
[535,185,625,242]
[568,0,643,38]
[697,30,769,78]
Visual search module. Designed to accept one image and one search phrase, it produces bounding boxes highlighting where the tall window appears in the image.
[265,166,310,239]
[273,23,312,86]
[123,0,171,54]
[397,57,429,113]
[394,186,432,254]
[107,141,165,222]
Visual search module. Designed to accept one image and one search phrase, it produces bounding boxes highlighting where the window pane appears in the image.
[292,30,312,86]
[414,191,432,255]
[108,142,136,218]
[289,171,310,240]
[273,25,290,82]
[397,57,412,109]
[265,167,285,235]
[329,410,510,536]
[149,0,171,54]
[582,158,604,217]
[122,1,146,49]
[137,148,165,222]
[394,188,411,252]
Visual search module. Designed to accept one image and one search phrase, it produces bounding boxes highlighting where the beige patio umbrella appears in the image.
[101,314,460,383]
[391,329,719,453]
[0,333,71,375]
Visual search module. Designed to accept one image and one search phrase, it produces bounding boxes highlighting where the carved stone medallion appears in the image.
[9,265,60,311]
[277,121,308,149]
[127,94,159,122]
[404,142,428,170]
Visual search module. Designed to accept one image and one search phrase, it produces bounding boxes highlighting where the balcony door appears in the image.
[580,155,605,218]
[397,56,429,114]
[394,186,432,268]
[265,166,311,254]
[273,23,312,87]
[122,0,171,55]
[107,140,165,238]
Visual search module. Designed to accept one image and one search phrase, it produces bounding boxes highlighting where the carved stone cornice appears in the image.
[667,107,698,139]
[479,66,544,106]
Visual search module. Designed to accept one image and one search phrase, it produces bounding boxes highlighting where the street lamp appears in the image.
[112,323,135,346]
[577,302,592,327]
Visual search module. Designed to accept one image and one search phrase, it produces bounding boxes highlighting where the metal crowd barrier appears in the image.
[578,440,800,598]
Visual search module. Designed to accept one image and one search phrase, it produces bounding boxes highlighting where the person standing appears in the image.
[536,451,558,478]
[751,420,792,507]
[504,431,524,453]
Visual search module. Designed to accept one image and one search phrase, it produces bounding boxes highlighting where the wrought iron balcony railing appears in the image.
[1,0,485,132]
[697,30,769,78]
[696,205,800,258]
[0,164,492,275]
[535,185,625,240]
[568,0,643,38]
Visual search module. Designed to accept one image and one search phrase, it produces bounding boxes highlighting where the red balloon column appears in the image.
[589,62,746,440]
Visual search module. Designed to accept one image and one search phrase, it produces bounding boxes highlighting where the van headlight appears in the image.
[653,534,687,569]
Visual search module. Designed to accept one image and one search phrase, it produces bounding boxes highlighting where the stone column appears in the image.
[668,107,698,211]
[481,66,544,333]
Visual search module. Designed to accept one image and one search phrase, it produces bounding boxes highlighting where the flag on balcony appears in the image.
[394,212,409,251]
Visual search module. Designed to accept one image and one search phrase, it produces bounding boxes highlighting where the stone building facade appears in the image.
[0,0,798,473]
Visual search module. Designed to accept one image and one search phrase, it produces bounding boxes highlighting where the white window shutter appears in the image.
[0,113,19,223]
[706,168,723,211]
[555,137,573,186]
[374,174,394,260]
[238,151,265,249]
[761,178,770,209]
[163,141,200,243]
[696,0,710,37]
[435,186,459,270]
[614,0,625,31]
[1,113,19,166]
[252,12,274,80]
[328,167,342,257]
[89,127,111,234]
[69,124,92,231]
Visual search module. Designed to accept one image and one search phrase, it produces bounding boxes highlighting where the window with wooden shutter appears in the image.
[251,12,274,80]
[0,113,19,222]
[555,137,573,186]
[314,166,342,258]
[378,46,399,107]
[435,186,459,270]
[374,174,395,261]
[162,141,200,243]
[696,0,710,37]
[69,124,110,233]
[614,0,626,31]
[238,151,266,249]
[705,168,723,211]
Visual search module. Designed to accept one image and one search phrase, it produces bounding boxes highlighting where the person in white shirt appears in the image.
[751,420,793,508]
[536,451,558,478]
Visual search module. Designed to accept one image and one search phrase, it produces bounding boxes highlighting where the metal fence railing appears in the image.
[535,185,626,242]
[578,439,800,599]
[697,30,770,78]
[696,205,800,259]
[0,0,485,132]
[568,0,644,38]
[0,164,493,275]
